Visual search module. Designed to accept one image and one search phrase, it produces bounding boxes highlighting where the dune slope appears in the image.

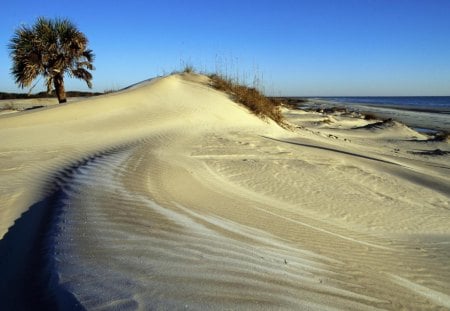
[0,73,449,310]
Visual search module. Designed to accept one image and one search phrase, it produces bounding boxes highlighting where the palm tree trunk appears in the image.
[53,74,67,104]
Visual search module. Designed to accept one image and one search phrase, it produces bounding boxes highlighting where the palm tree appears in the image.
[9,17,94,103]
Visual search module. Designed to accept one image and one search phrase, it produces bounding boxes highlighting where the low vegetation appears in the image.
[182,65,195,74]
[429,131,450,142]
[0,91,101,100]
[363,113,379,120]
[209,74,286,126]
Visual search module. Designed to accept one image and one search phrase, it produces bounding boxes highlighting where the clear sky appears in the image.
[1,0,449,96]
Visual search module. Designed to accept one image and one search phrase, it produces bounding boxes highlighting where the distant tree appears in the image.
[9,17,94,103]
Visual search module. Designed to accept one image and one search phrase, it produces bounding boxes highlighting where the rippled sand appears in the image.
[1,73,449,310]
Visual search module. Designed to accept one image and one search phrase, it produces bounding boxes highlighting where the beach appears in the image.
[0,73,449,310]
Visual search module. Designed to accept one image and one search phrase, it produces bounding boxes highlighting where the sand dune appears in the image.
[1,73,449,310]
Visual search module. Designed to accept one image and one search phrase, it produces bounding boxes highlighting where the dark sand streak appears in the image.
[0,179,84,310]
[0,147,132,310]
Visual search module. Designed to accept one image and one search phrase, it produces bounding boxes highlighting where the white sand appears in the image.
[0,73,449,309]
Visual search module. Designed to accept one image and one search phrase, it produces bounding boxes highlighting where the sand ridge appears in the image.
[0,73,449,309]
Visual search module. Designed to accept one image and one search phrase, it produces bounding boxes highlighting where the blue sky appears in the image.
[1,0,449,96]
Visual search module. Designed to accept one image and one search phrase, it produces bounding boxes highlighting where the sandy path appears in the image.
[1,74,449,310]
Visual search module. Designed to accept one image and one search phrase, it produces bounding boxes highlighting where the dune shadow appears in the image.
[0,144,135,310]
[0,188,84,310]
[351,119,395,130]
[262,136,398,165]
[262,136,450,196]
[408,149,450,156]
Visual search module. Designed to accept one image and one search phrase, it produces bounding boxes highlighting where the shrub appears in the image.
[182,65,195,74]
[363,113,379,120]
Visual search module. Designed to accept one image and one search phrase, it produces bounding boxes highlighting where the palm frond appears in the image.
[82,49,95,63]
[9,25,43,87]
[70,68,93,88]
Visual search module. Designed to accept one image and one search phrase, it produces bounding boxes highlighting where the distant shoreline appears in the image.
[274,96,450,113]
[274,97,450,132]
[0,91,102,100]
[308,98,450,115]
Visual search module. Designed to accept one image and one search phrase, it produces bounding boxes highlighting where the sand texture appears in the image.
[1,73,449,310]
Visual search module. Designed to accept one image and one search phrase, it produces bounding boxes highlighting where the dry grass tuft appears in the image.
[182,65,195,74]
[209,74,286,126]
[103,88,119,94]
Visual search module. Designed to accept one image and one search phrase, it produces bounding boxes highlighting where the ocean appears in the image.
[313,96,450,113]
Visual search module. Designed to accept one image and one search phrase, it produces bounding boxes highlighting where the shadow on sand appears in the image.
[262,135,398,165]
[0,182,84,310]
[0,144,135,310]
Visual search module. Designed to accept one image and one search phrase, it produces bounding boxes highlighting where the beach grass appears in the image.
[209,73,286,126]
